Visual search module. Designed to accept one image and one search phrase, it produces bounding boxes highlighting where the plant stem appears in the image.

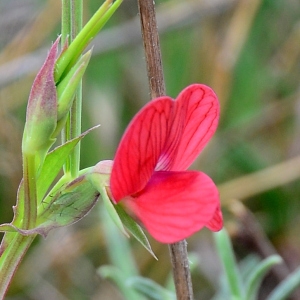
[136,1,194,299]
[61,0,71,47]
[137,0,165,98]
[22,153,37,229]
[61,0,83,178]
[69,0,83,178]
[61,0,71,166]
[0,234,35,299]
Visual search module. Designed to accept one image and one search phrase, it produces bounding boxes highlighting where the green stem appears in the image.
[22,153,37,229]
[62,0,83,178]
[0,233,35,298]
[0,149,38,296]
[55,0,122,82]
[69,0,83,178]
[61,0,71,156]
[61,0,71,47]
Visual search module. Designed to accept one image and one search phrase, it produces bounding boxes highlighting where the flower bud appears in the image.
[22,37,59,156]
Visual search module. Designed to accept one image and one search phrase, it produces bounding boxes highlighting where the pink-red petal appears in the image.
[121,171,220,243]
[162,84,220,171]
[205,204,223,231]
[110,97,173,202]
[110,84,220,202]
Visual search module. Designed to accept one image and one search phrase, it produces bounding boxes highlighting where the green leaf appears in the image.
[245,255,282,300]
[126,276,176,300]
[37,125,99,201]
[214,229,245,299]
[266,266,300,300]
[11,126,98,229]
[1,174,99,237]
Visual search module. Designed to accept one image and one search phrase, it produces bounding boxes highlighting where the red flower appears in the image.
[110,84,223,243]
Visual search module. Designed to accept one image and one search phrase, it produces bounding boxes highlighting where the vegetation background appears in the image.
[0,0,300,299]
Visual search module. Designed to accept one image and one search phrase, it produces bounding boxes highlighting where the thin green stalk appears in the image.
[71,0,83,41]
[61,0,71,47]
[0,152,38,296]
[22,153,37,229]
[55,0,122,82]
[61,0,83,178]
[69,0,83,178]
[0,234,35,298]
[61,0,71,158]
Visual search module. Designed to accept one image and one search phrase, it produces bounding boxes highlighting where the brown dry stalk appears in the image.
[137,0,194,299]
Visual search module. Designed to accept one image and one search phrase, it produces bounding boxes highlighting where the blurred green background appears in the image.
[0,0,300,299]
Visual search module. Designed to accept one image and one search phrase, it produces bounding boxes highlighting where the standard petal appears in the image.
[121,171,220,243]
[205,204,223,231]
[163,84,220,171]
[110,97,173,202]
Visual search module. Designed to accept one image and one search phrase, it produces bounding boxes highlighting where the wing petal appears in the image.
[111,97,174,202]
[122,171,220,243]
[162,84,220,171]
[205,204,223,231]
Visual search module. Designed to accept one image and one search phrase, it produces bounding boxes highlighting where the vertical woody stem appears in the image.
[137,1,194,299]
[137,0,166,98]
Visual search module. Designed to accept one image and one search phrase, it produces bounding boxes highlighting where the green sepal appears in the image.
[88,168,129,237]
[114,205,157,259]
[88,163,156,258]
[55,0,123,82]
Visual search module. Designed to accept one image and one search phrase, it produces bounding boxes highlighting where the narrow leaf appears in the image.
[127,276,176,300]
[55,0,123,82]
[266,266,300,300]
[245,255,282,300]
[98,266,145,300]
[214,229,245,299]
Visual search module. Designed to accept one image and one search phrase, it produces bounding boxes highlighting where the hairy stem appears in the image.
[137,0,194,299]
